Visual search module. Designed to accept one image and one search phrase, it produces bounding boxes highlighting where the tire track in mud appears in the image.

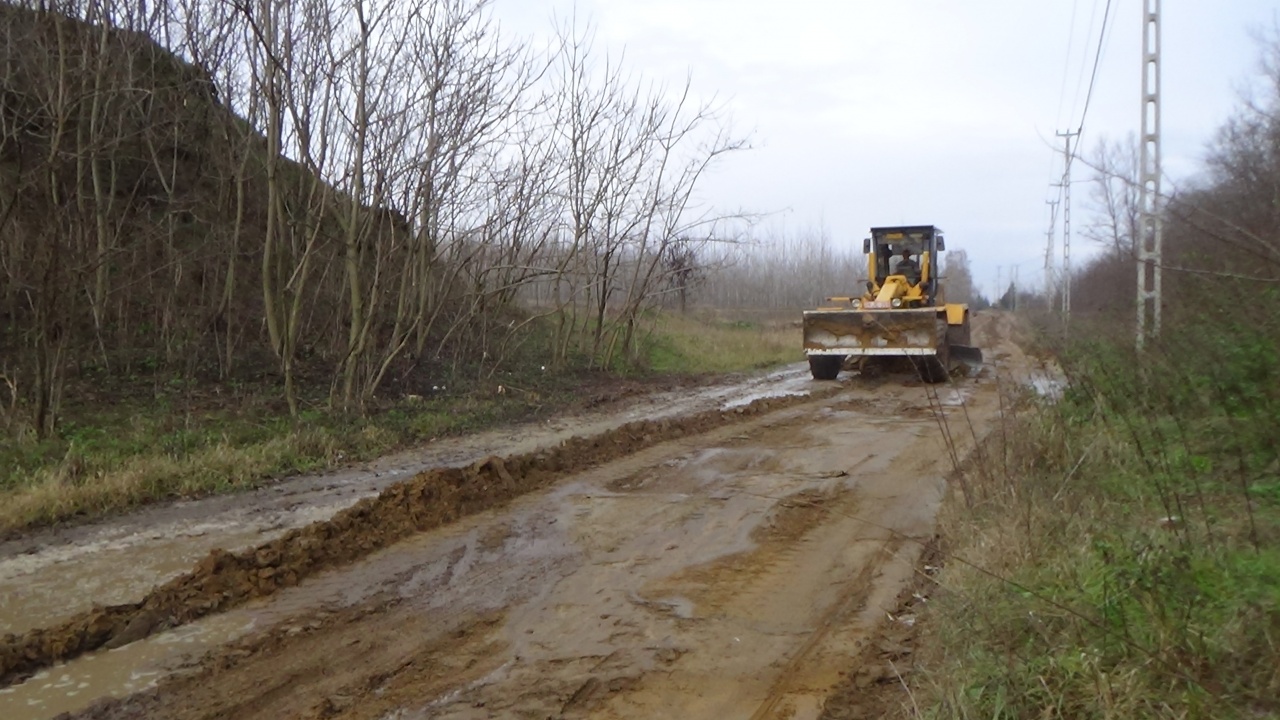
[747,537,901,720]
[815,542,945,720]
[0,387,840,687]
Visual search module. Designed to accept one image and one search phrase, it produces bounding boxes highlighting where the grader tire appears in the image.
[808,355,843,381]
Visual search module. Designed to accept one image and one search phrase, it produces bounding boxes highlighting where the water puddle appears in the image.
[721,367,814,410]
[722,388,809,410]
[0,613,254,720]
[0,525,278,636]
[614,364,811,416]
[1030,374,1067,400]
[650,595,697,619]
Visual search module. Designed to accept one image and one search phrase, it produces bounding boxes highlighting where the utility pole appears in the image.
[1137,0,1163,350]
[1045,198,1060,298]
[996,265,1003,308]
[1056,129,1080,324]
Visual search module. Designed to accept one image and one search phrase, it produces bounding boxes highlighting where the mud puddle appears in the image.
[719,367,816,409]
[0,613,252,719]
[33,392,912,719]
[421,398,961,719]
[0,524,276,636]
[1,472,589,720]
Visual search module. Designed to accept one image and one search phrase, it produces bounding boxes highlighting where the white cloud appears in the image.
[496,0,1280,297]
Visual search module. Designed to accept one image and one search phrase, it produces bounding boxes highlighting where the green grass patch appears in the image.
[0,375,576,534]
[917,315,1280,719]
[639,312,798,374]
[0,308,800,535]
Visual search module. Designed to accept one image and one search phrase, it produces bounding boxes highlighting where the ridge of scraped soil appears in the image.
[0,387,837,687]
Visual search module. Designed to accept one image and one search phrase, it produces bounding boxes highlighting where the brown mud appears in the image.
[0,311,1056,720]
[0,366,818,640]
[55,391,958,720]
[0,387,836,686]
[816,543,942,720]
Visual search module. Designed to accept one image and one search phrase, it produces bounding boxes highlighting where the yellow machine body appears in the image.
[802,225,982,382]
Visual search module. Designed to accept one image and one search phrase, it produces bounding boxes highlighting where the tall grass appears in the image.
[918,307,1280,719]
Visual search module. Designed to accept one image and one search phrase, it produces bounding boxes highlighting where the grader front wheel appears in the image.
[808,355,843,381]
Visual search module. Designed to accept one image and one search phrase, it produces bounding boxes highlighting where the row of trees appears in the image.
[0,0,745,435]
[1026,34,1280,329]
[688,227,981,310]
[1060,67,1280,327]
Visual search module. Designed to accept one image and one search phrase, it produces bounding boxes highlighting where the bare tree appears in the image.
[941,248,976,305]
[1084,135,1140,258]
[0,0,749,438]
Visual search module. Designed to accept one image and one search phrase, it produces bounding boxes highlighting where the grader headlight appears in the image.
[891,298,903,308]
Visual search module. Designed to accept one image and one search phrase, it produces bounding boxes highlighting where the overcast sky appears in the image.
[494,0,1278,299]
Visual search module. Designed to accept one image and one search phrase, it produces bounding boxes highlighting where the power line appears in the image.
[1055,0,1082,129]
[1074,0,1115,137]
[1068,0,1103,126]
[1043,0,1116,325]
[1055,0,1117,175]
[1063,0,1116,172]
[1047,0,1082,183]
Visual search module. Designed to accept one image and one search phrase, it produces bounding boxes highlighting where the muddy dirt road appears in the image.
[0,313,1050,719]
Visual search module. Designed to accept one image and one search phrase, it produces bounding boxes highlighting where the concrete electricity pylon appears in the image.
[1136,0,1163,350]
[1045,198,1060,296]
[1056,130,1080,324]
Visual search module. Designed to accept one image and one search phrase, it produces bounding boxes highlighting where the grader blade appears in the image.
[950,343,984,371]
[803,307,942,358]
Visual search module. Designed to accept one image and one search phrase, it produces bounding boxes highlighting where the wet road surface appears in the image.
[0,312,1057,719]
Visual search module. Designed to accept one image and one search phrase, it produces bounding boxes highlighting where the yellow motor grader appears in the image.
[802,225,982,382]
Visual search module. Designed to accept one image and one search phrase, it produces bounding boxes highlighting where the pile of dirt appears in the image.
[0,387,837,686]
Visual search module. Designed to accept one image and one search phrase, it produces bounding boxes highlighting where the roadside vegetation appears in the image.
[922,315,1279,718]
[0,0,801,534]
[642,311,797,374]
[912,38,1280,720]
[0,312,798,535]
[0,358,558,535]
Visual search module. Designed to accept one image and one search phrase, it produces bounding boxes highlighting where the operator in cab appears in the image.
[893,248,919,282]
